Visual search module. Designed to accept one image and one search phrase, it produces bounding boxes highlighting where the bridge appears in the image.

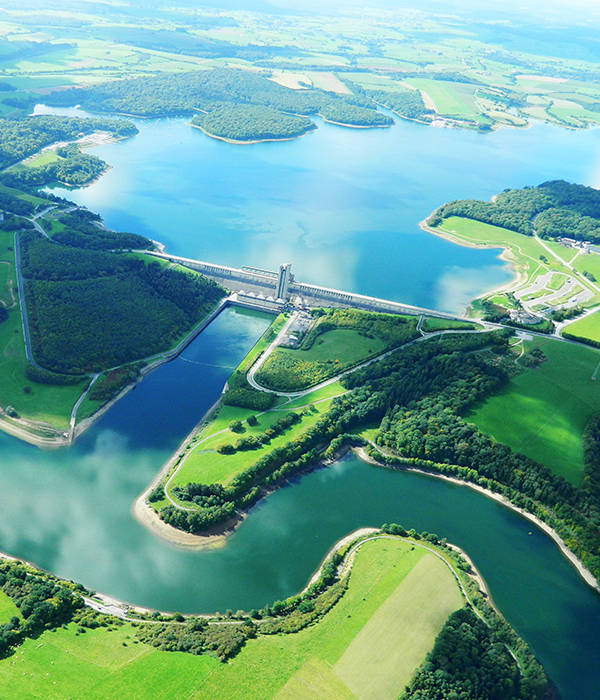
[147,252,468,321]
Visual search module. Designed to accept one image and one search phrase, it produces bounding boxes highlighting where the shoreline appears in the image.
[353,446,600,594]
[419,216,527,302]
[132,434,600,596]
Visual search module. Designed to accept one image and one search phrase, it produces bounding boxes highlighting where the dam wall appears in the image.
[147,252,466,321]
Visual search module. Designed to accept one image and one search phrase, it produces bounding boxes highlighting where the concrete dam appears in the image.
[148,252,467,321]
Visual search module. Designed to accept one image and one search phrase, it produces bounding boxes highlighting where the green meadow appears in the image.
[466,338,600,484]
[0,539,463,700]
[562,310,600,344]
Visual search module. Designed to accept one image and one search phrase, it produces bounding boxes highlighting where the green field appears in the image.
[465,337,600,484]
[169,396,335,490]
[406,80,478,117]
[0,589,20,623]
[562,310,600,344]
[420,317,481,332]
[0,538,463,700]
[280,329,384,365]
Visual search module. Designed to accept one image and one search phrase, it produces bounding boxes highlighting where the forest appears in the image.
[403,608,531,700]
[47,69,393,137]
[6,144,107,187]
[430,179,600,243]
[192,103,316,142]
[356,86,433,121]
[20,219,225,373]
[162,328,600,593]
[0,115,138,170]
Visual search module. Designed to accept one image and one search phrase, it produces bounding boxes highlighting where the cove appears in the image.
[45,111,600,314]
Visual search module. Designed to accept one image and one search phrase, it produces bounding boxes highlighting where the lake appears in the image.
[47,109,600,313]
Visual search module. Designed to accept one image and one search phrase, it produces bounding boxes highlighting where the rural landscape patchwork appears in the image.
[1,0,600,698]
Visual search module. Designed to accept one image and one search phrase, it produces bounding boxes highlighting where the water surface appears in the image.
[47,112,600,313]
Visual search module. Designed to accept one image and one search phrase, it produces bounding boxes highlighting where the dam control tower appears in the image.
[276,262,293,301]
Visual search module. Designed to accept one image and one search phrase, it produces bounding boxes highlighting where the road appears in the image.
[13,231,41,369]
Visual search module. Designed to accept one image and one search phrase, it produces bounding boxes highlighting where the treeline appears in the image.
[7,144,107,187]
[47,69,393,136]
[89,363,144,404]
[0,560,84,658]
[0,115,138,170]
[431,179,600,244]
[362,88,433,121]
[42,208,150,251]
[21,230,225,373]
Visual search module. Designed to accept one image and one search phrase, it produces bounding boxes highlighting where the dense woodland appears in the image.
[192,103,316,141]
[7,144,107,187]
[21,219,224,373]
[163,329,600,592]
[402,608,538,700]
[47,69,393,138]
[360,87,432,121]
[0,115,137,170]
[431,179,600,244]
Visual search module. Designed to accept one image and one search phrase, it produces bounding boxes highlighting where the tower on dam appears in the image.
[276,262,293,301]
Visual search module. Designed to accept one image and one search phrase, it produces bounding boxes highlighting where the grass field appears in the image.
[0,590,20,624]
[562,310,600,343]
[279,329,384,365]
[169,396,335,490]
[465,337,600,484]
[405,80,478,116]
[420,317,481,332]
[0,538,463,700]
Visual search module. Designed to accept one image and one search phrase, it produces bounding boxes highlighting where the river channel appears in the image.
[4,109,597,697]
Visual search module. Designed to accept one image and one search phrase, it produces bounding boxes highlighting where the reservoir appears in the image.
[48,111,600,313]
[4,110,597,697]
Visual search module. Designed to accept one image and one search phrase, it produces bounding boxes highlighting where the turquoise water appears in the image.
[11,110,600,697]
[49,112,600,313]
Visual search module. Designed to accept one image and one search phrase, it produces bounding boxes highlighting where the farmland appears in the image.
[0,538,463,700]
[466,337,600,484]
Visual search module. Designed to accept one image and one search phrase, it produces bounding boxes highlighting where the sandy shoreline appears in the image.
[353,447,600,594]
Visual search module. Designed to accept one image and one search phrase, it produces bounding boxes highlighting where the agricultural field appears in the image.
[465,337,600,484]
[0,538,464,700]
